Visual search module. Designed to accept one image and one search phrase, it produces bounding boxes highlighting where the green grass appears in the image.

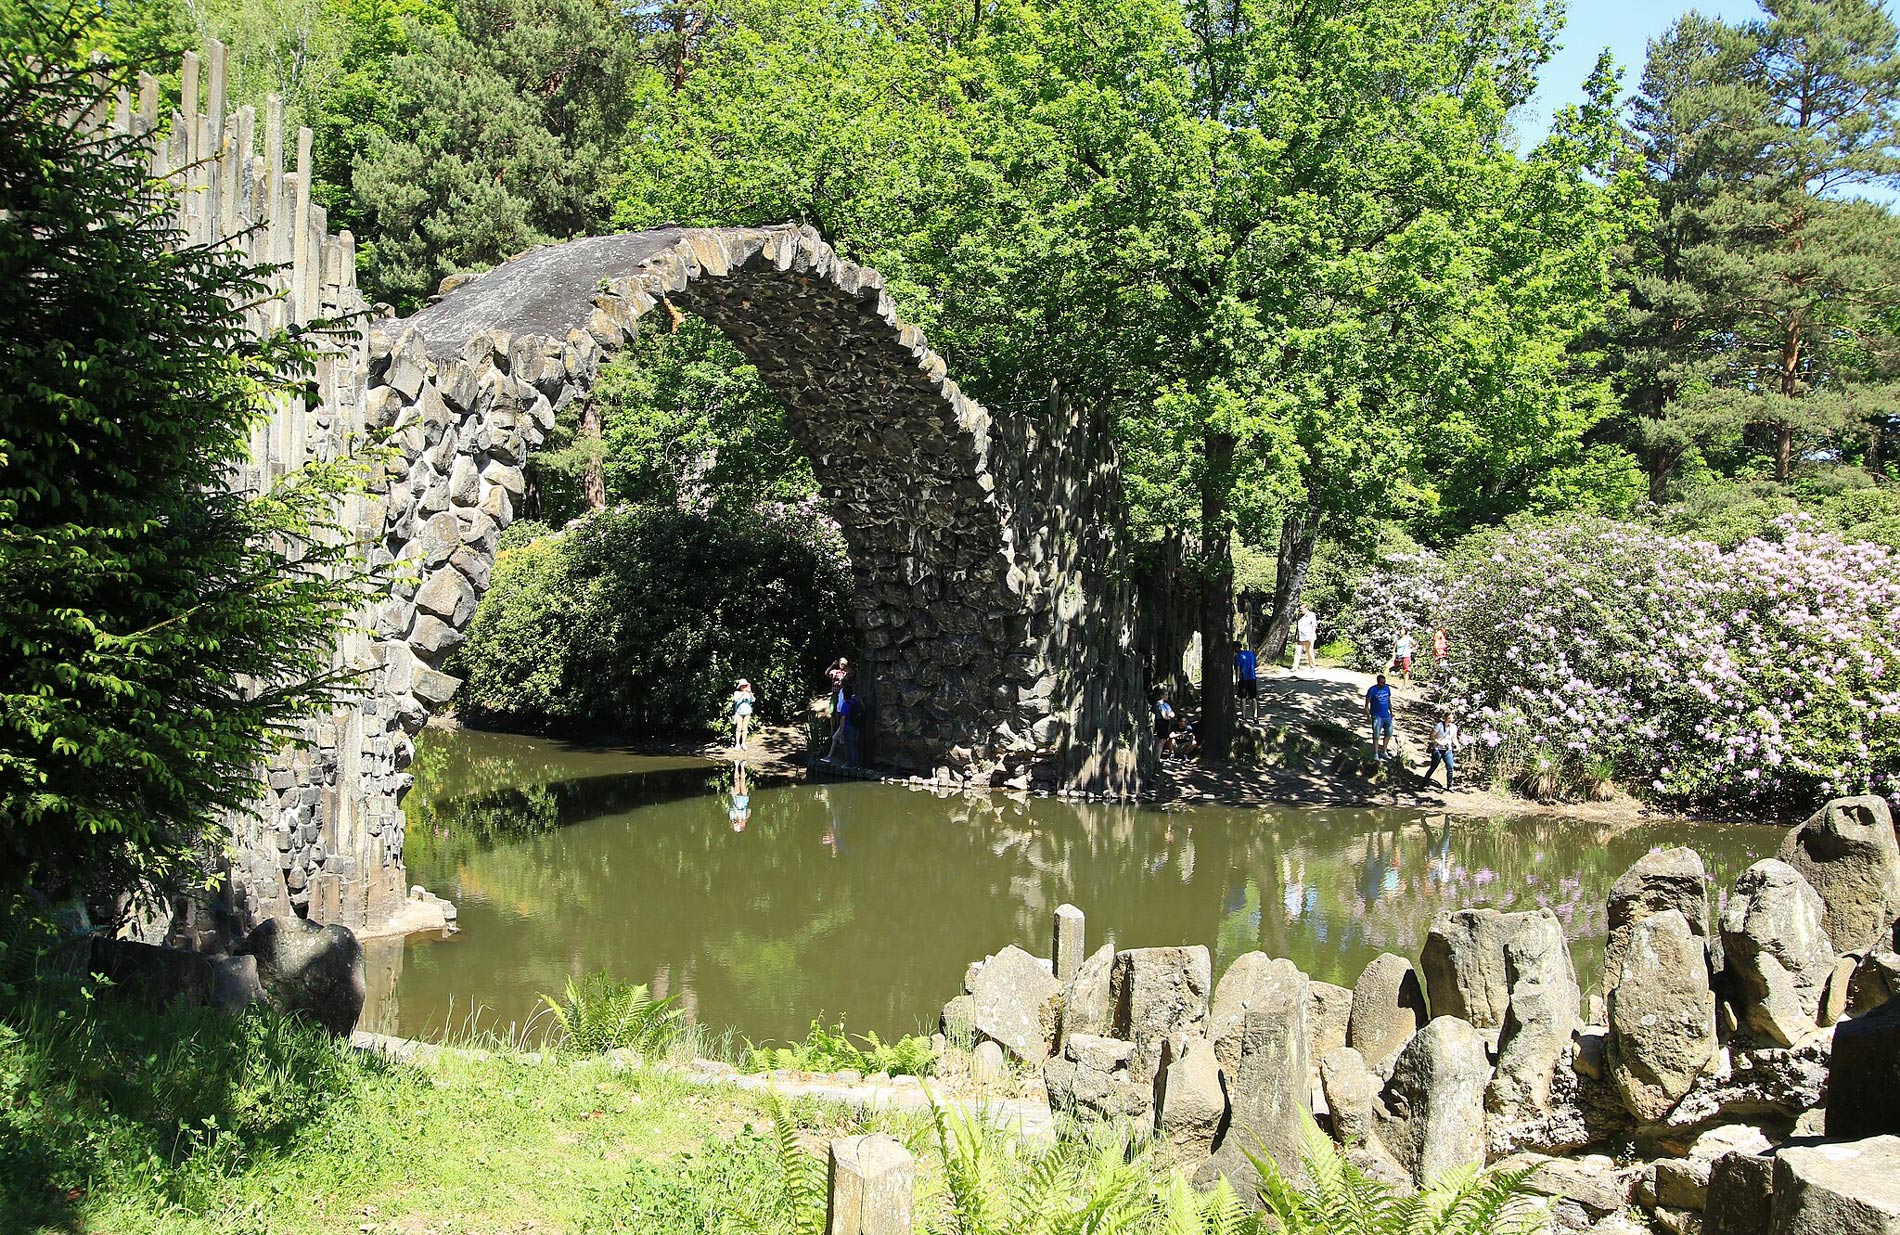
[740,1017,940,1077]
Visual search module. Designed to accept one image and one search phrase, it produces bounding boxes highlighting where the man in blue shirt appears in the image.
[1365,673,1395,761]
[1234,646,1259,720]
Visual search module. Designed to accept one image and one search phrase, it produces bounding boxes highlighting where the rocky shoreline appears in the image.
[940,794,1900,1234]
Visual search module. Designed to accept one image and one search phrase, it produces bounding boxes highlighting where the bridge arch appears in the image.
[363,226,1147,807]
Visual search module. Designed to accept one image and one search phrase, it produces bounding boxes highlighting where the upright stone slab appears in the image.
[1374,1017,1492,1189]
[1347,952,1428,1074]
[1110,946,1211,1082]
[827,1134,914,1235]
[1421,908,1519,1027]
[1309,981,1353,1059]
[1605,909,1716,1123]
[1773,1137,1900,1235]
[1827,993,1900,1139]
[1196,957,1309,1196]
[1487,909,1582,1120]
[1719,859,1835,1046]
[1779,795,1900,955]
[1605,848,1715,1001]
[1850,949,1900,1017]
[1319,1046,1380,1147]
[1154,1034,1226,1160]
[1703,1153,1775,1235]
[1210,951,1272,1076]
[1053,904,1086,981]
[1043,1032,1151,1122]
[1058,943,1114,1050]
[970,944,1062,1063]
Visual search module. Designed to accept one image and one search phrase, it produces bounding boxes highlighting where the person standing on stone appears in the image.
[1291,605,1319,674]
[1234,644,1259,720]
[824,658,852,761]
[731,678,755,750]
[1393,630,1416,685]
[1426,711,1458,789]
[1365,672,1395,761]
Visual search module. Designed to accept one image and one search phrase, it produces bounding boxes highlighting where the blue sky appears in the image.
[1517,0,1766,144]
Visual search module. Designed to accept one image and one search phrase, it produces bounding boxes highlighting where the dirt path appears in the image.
[1157,664,1668,823]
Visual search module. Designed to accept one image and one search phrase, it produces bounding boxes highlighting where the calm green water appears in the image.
[364,728,1780,1045]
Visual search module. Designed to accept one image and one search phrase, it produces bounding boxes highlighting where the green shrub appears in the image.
[741,1018,939,1076]
[541,971,684,1055]
[451,505,853,734]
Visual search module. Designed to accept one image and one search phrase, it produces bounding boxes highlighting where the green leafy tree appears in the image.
[0,6,374,912]
[352,0,647,308]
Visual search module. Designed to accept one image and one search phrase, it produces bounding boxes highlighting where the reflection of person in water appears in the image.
[728,761,750,832]
[817,785,841,856]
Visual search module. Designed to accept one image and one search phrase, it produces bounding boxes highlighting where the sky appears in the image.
[1516,0,1765,146]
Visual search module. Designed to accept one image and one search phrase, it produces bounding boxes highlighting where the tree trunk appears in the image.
[1646,445,1671,505]
[1199,432,1236,761]
[1263,496,1323,663]
[1775,425,1794,482]
[580,399,606,512]
[1136,531,1199,700]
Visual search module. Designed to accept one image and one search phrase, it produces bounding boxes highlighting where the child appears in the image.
[1394,631,1416,685]
[1428,712,1459,789]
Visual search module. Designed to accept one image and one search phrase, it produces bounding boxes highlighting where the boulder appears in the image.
[1347,953,1429,1074]
[1778,795,1900,955]
[1210,952,1276,1077]
[86,937,217,1012]
[1154,1034,1227,1160]
[1605,909,1716,1123]
[971,1041,1006,1084]
[1652,1124,1774,1212]
[941,994,977,1042]
[970,944,1062,1063]
[1828,991,1900,1139]
[1853,950,1900,1016]
[1819,954,1857,1028]
[1195,957,1310,1196]
[1309,981,1352,1059]
[1652,1035,1831,1137]
[1605,848,1716,1001]
[1498,1153,1629,1217]
[1319,1046,1379,1147]
[1042,1033,1150,1122]
[233,916,366,1037]
[1487,910,1583,1120]
[1720,859,1835,1046]
[1773,1137,1900,1234]
[1110,946,1211,1082]
[1702,1152,1775,1235]
[1374,1016,1492,1189]
[1057,944,1114,1049]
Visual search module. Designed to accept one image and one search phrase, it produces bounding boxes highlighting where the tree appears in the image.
[1614,0,1900,496]
[352,0,647,308]
[0,5,371,912]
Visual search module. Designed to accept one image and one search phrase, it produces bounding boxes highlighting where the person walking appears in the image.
[730,678,755,750]
[1427,711,1459,790]
[1364,672,1395,761]
[1432,627,1449,671]
[1291,605,1319,674]
[1393,630,1416,686]
[1234,644,1259,720]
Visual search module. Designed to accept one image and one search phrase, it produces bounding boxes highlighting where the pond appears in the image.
[363,728,1782,1047]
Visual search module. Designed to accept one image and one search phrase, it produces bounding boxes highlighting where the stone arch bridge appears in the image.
[368,225,1145,798]
[110,45,1147,941]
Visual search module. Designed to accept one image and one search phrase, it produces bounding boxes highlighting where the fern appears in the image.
[741,1089,826,1235]
[1245,1114,1547,1235]
[539,972,682,1055]
[741,1018,940,1077]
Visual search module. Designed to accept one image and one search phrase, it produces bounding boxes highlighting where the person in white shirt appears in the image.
[1428,712,1459,790]
[1394,630,1416,685]
[1291,606,1319,673]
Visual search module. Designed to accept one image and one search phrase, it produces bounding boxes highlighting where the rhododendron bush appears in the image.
[1429,517,1900,816]
[1339,552,1447,673]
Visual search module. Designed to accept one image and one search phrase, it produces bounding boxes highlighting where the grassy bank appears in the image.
[0,990,934,1234]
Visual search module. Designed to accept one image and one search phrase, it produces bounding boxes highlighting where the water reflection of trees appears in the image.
[387,733,1780,1044]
